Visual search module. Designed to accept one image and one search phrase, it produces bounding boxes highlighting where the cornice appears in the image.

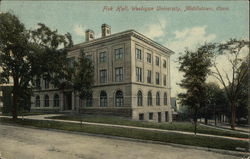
[69,30,175,55]
[131,31,174,55]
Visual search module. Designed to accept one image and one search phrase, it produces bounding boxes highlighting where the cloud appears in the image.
[73,24,85,36]
[168,26,216,97]
[142,19,167,40]
[168,26,216,53]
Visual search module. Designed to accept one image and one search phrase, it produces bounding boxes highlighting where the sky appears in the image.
[1,1,249,96]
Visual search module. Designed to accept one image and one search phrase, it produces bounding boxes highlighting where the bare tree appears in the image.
[211,39,249,129]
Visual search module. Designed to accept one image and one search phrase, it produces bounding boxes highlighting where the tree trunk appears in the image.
[215,115,217,126]
[12,77,19,120]
[205,117,208,125]
[194,119,197,135]
[194,107,198,135]
[231,102,236,129]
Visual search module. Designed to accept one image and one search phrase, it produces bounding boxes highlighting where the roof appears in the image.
[69,30,174,55]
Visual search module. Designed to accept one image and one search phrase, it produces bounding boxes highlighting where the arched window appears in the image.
[147,91,152,106]
[86,93,93,107]
[164,93,168,105]
[100,91,107,107]
[53,94,59,107]
[35,95,40,107]
[115,90,123,107]
[44,95,49,107]
[156,92,160,106]
[137,91,143,106]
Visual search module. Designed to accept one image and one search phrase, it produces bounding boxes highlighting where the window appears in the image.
[100,70,107,83]
[115,48,123,60]
[53,94,59,107]
[86,93,93,107]
[44,95,49,107]
[149,112,153,120]
[156,92,160,106]
[147,53,151,63]
[139,113,144,120]
[156,56,160,66]
[44,78,49,89]
[164,93,168,105]
[136,67,143,82]
[156,72,160,85]
[115,67,123,82]
[163,60,166,68]
[100,91,108,107]
[136,48,142,60]
[137,91,143,106]
[99,52,107,62]
[35,95,40,107]
[36,77,41,89]
[147,91,152,106]
[115,90,124,107]
[163,75,166,86]
[147,70,152,83]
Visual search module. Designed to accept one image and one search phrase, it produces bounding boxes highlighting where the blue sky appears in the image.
[1,1,249,96]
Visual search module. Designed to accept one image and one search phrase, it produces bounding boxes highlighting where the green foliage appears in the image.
[29,23,73,87]
[0,12,73,119]
[236,59,248,124]
[178,44,215,133]
[201,82,230,120]
[71,50,94,99]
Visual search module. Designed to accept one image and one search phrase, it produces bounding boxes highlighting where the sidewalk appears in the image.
[200,123,250,136]
[1,114,249,142]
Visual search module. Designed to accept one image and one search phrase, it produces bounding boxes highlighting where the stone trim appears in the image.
[69,30,174,55]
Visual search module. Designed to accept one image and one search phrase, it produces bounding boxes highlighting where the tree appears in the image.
[0,12,72,119]
[71,50,94,100]
[59,49,94,112]
[236,59,248,124]
[178,44,214,134]
[211,39,249,129]
[201,82,229,125]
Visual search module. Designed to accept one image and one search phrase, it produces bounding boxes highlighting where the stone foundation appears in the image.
[79,108,132,117]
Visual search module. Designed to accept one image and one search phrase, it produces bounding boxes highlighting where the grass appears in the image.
[48,114,249,138]
[0,117,248,152]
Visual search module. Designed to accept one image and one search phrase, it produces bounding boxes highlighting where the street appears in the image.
[0,124,244,159]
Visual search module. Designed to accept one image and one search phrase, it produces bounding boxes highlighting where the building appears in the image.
[0,84,13,113]
[31,24,174,122]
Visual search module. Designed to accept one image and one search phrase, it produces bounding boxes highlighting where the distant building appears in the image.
[30,24,174,122]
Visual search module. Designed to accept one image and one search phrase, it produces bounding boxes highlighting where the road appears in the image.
[0,124,244,159]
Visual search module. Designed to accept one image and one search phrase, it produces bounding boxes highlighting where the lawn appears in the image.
[0,117,248,152]
[47,114,249,138]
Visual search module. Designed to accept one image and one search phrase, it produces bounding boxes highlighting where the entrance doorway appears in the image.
[158,112,161,123]
[165,111,168,122]
[64,92,72,110]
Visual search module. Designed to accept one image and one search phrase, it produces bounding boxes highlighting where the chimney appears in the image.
[85,29,95,42]
[101,24,111,37]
